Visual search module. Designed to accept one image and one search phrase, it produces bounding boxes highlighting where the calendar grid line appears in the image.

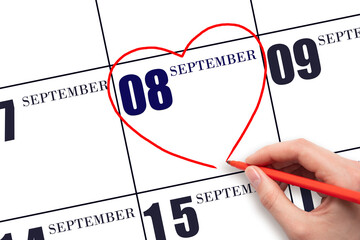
[249,0,282,143]
[0,65,109,90]
[0,141,357,224]
[264,75,281,143]
[0,35,254,90]
[2,11,359,92]
[249,0,315,209]
[249,0,295,203]
[0,169,246,224]
[94,1,147,239]
[0,193,135,224]
[335,146,360,154]
[137,170,245,195]
[258,12,360,38]
[1,12,359,91]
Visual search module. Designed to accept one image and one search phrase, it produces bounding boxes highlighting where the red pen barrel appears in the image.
[228,161,360,205]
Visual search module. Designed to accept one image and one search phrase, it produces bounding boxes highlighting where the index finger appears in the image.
[245,139,342,183]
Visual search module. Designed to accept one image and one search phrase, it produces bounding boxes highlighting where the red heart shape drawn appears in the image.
[107,23,267,169]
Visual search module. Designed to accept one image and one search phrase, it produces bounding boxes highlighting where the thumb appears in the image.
[245,166,306,232]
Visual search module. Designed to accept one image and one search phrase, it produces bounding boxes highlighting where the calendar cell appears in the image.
[0,196,144,240]
[109,36,278,191]
[97,0,258,63]
[139,173,289,239]
[261,16,360,152]
[0,1,108,87]
[0,69,134,220]
[252,0,359,34]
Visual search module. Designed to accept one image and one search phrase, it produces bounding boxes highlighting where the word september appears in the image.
[22,80,107,107]
[169,49,256,76]
[48,208,135,234]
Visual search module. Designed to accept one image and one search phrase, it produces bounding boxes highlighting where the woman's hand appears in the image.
[245,139,360,240]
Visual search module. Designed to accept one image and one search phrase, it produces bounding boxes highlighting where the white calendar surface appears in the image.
[1,1,359,239]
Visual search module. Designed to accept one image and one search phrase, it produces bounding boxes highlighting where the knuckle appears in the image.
[293,138,310,149]
[291,138,311,158]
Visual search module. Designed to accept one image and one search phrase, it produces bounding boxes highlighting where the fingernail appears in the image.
[245,167,261,190]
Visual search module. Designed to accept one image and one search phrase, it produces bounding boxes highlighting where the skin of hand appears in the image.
[244,139,360,240]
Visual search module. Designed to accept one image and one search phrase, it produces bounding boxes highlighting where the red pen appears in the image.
[227,160,360,205]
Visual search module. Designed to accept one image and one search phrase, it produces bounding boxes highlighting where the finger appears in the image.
[271,161,295,169]
[245,166,306,233]
[246,139,341,182]
[273,163,301,173]
[291,166,317,180]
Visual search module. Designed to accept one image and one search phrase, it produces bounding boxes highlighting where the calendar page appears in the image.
[1,1,359,239]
